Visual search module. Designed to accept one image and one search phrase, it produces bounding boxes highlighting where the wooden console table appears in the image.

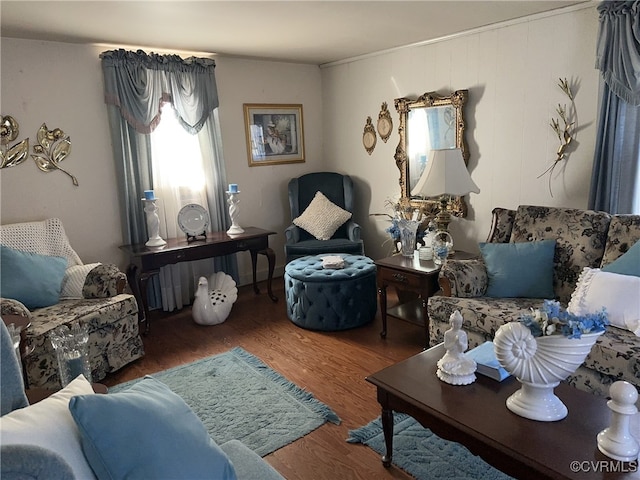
[120,227,277,334]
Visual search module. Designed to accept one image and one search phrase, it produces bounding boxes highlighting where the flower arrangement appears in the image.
[519,300,608,339]
[371,198,430,254]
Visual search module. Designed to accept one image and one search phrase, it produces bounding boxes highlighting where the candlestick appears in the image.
[228,184,238,194]
[144,190,156,200]
[226,191,244,235]
[142,198,167,247]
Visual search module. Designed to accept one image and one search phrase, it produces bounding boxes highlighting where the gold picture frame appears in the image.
[243,103,305,166]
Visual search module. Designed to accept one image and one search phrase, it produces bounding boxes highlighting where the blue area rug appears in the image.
[112,347,340,456]
[348,413,515,480]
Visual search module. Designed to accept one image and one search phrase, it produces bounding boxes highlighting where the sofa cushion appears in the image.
[568,267,640,336]
[60,263,101,299]
[600,215,640,267]
[293,191,352,240]
[601,239,640,277]
[0,375,97,480]
[509,206,611,303]
[69,376,237,480]
[479,240,556,298]
[0,245,67,309]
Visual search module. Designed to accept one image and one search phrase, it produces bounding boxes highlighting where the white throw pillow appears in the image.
[0,375,98,480]
[568,267,640,337]
[293,191,352,240]
[60,263,101,299]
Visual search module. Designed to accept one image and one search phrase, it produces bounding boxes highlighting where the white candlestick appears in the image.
[226,192,244,235]
[143,199,167,246]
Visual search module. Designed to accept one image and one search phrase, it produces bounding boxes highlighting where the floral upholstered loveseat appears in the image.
[427,205,640,398]
[0,218,144,389]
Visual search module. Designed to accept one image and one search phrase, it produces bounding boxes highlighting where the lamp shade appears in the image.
[411,148,480,197]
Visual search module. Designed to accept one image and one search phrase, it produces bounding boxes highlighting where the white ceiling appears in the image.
[1,1,589,65]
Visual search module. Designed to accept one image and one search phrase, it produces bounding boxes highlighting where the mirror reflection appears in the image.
[394,90,469,216]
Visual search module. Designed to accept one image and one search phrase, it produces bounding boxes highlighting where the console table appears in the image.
[375,252,474,347]
[120,227,277,334]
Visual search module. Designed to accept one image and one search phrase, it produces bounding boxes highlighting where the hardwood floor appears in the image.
[102,278,424,479]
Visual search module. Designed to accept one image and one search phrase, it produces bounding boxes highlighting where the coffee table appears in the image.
[366,344,639,480]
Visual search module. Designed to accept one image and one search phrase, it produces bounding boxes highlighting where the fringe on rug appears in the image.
[230,347,341,425]
[346,412,411,443]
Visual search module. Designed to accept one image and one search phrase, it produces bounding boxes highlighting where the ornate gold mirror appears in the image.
[394,90,469,217]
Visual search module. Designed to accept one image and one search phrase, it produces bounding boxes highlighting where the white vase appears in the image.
[397,219,419,257]
[493,322,603,421]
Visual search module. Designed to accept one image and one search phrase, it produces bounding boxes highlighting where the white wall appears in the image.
[321,5,600,259]
[0,39,322,285]
[0,4,601,285]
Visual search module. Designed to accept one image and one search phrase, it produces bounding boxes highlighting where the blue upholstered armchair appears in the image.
[284,172,364,263]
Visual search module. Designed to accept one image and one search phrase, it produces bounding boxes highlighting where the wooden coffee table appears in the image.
[367,344,639,480]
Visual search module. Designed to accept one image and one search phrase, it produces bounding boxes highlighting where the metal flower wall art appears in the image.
[0,115,29,168]
[32,123,77,186]
[0,115,77,186]
[538,78,577,196]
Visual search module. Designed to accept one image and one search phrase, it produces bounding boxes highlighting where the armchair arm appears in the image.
[0,298,31,318]
[438,258,488,298]
[345,220,361,242]
[82,264,127,298]
[284,224,301,245]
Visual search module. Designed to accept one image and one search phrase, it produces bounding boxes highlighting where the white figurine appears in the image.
[597,381,639,462]
[192,273,238,326]
[436,310,477,385]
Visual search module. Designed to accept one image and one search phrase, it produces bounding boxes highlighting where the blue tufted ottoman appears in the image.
[284,254,377,331]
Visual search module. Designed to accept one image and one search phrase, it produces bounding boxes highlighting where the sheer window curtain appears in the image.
[589,1,640,214]
[100,49,238,312]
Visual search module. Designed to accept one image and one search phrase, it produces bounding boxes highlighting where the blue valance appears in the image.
[100,49,219,134]
[596,1,640,106]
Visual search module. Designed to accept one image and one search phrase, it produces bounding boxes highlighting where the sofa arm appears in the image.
[438,259,488,297]
[0,298,32,318]
[82,264,127,298]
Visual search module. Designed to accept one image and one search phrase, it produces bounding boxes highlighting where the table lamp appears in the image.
[411,148,480,252]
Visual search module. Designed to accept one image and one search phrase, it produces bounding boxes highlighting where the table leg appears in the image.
[421,298,429,349]
[381,407,394,467]
[250,248,278,302]
[378,284,388,338]
[126,264,152,336]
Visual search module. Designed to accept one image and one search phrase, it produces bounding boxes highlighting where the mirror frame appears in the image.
[394,89,469,218]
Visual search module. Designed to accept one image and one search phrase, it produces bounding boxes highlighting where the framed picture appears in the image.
[243,104,305,166]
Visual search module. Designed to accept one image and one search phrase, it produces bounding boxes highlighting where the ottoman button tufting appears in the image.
[284,254,377,331]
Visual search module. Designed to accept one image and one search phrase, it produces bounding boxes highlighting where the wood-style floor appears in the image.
[102,278,423,480]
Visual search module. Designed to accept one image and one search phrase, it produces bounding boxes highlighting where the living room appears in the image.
[2,1,639,479]
[1,2,600,285]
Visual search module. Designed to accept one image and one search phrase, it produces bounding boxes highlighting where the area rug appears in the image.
[111,347,340,456]
[348,413,515,480]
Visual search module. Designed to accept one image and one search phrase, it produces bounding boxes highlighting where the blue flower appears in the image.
[518,300,608,338]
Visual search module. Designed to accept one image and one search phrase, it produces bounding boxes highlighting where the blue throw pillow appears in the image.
[68,376,237,480]
[602,240,640,277]
[479,240,556,298]
[0,245,67,309]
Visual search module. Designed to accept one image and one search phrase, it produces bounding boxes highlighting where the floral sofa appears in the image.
[0,218,145,389]
[427,205,640,397]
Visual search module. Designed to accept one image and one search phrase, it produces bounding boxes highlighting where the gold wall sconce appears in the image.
[0,115,77,186]
[538,78,576,196]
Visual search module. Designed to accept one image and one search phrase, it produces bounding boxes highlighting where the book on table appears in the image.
[466,341,511,382]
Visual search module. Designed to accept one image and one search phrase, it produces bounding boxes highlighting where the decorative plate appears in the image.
[362,116,377,155]
[177,204,209,236]
[377,102,393,143]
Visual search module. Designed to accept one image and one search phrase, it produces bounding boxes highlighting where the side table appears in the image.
[375,252,475,347]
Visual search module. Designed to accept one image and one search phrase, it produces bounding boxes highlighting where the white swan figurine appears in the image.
[192,272,238,325]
